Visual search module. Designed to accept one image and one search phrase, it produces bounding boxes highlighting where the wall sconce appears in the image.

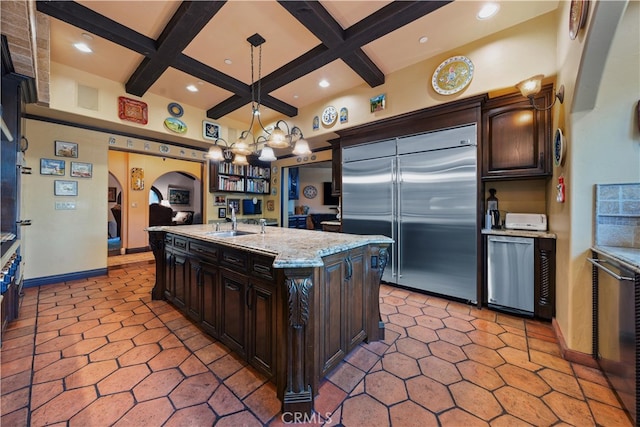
[515,74,564,111]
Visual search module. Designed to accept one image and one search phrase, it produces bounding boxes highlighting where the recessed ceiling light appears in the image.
[418,36,428,44]
[293,94,299,99]
[477,3,500,20]
[224,59,232,65]
[186,84,198,92]
[81,33,93,40]
[319,80,330,88]
[73,42,92,53]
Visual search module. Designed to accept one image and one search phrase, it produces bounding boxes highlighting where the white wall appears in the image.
[297,166,335,214]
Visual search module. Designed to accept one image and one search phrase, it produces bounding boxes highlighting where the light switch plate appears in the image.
[55,201,76,210]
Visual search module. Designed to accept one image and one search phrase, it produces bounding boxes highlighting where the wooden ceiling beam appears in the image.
[125,1,225,96]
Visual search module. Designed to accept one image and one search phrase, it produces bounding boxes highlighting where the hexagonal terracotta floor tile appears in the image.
[69,391,134,427]
[164,403,216,427]
[449,380,502,421]
[436,328,472,346]
[364,370,407,405]
[112,397,174,427]
[98,364,151,395]
[381,352,420,379]
[341,394,389,427]
[406,325,438,343]
[169,372,219,409]
[133,368,184,402]
[389,400,438,427]
[418,356,461,385]
[65,360,118,389]
[494,386,558,426]
[148,347,191,372]
[462,343,504,368]
[496,364,550,397]
[208,384,245,417]
[242,382,281,424]
[457,360,505,391]
[405,375,454,413]
[395,337,430,359]
[429,341,467,364]
[543,391,595,426]
[29,386,97,426]
[467,330,506,350]
[117,343,161,366]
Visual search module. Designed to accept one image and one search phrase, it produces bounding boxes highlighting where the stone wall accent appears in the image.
[595,183,640,248]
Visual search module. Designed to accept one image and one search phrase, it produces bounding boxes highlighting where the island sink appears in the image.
[205,230,255,237]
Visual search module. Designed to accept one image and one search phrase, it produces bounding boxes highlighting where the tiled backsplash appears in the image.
[595,183,640,248]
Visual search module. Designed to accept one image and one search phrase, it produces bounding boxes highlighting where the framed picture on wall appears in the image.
[214,195,226,206]
[203,120,220,141]
[54,180,78,196]
[40,158,65,176]
[108,187,117,202]
[70,162,92,178]
[168,187,190,205]
[55,140,78,158]
[218,207,227,218]
[228,198,240,214]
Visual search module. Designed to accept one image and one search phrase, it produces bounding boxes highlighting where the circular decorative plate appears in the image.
[569,0,589,40]
[167,102,184,117]
[554,128,566,166]
[431,56,474,95]
[322,106,338,126]
[164,117,187,134]
[303,185,317,199]
[159,144,170,153]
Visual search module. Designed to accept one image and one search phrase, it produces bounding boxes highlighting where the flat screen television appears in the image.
[242,199,262,215]
[323,182,339,206]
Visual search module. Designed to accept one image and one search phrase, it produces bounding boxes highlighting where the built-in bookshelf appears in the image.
[209,158,270,194]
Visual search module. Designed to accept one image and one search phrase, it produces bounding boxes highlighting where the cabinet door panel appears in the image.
[200,260,220,337]
[187,260,203,322]
[173,253,187,309]
[220,270,247,357]
[247,279,276,377]
[321,254,345,375]
[487,109,537,171]
[346,250,367,351]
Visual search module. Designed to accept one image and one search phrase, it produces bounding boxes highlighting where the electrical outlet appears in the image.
[55,201,76,210]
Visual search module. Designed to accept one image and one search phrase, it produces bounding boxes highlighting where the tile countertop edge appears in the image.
[147,225,394,269]
[481,228,557,239]
[591,245,640,275]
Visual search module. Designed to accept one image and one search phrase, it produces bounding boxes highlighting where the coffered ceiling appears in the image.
[35,0,559,130]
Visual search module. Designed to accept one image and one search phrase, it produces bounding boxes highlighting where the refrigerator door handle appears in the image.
[391,158,397,279]
[396,160,402,279]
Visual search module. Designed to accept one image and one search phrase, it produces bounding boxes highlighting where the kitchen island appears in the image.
[147,224,392,415]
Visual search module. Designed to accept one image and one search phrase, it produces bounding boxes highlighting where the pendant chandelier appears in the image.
[207,33,310,165]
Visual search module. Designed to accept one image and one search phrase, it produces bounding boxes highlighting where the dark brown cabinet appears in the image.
[160,233,279,378]
[220,268,248,358]
[319,247,367,376]
[482,85,553,180]
[534,237,556,320]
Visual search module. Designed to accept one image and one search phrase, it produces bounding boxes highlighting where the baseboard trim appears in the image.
[552,317,599,369]
[23,268,107,288]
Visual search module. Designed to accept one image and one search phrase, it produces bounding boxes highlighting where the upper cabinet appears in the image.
[481,84,553,180]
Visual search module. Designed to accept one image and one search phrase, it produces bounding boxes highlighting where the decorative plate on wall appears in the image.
[167,102,184,117]
[431,56,474,95]
[554,128,566,166]
[164,117,187,134]
[569,0,589,40]
[118,96,148,124]
[303,185,317,199]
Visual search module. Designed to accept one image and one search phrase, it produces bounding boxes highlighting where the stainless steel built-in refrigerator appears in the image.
[342,124,477,302]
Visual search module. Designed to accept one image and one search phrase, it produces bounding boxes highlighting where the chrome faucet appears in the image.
[260,219,266,234]
[215,223,220,231]
[231,207,237,231]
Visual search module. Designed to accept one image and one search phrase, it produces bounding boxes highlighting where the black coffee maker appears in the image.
[486,188,500,229]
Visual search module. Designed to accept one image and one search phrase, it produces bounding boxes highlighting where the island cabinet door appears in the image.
[246,278,277,378]
[320,252,347,375]
[200,260,220,337]
[220,268,248,358]
[186,258,204,323]
[345,247,367,352]
[173,253,188,310]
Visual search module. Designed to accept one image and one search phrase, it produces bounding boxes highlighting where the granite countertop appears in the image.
[481,228,557,239]
[148,224,393,269]
[320,221,341,226]
[591,245,640,275]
